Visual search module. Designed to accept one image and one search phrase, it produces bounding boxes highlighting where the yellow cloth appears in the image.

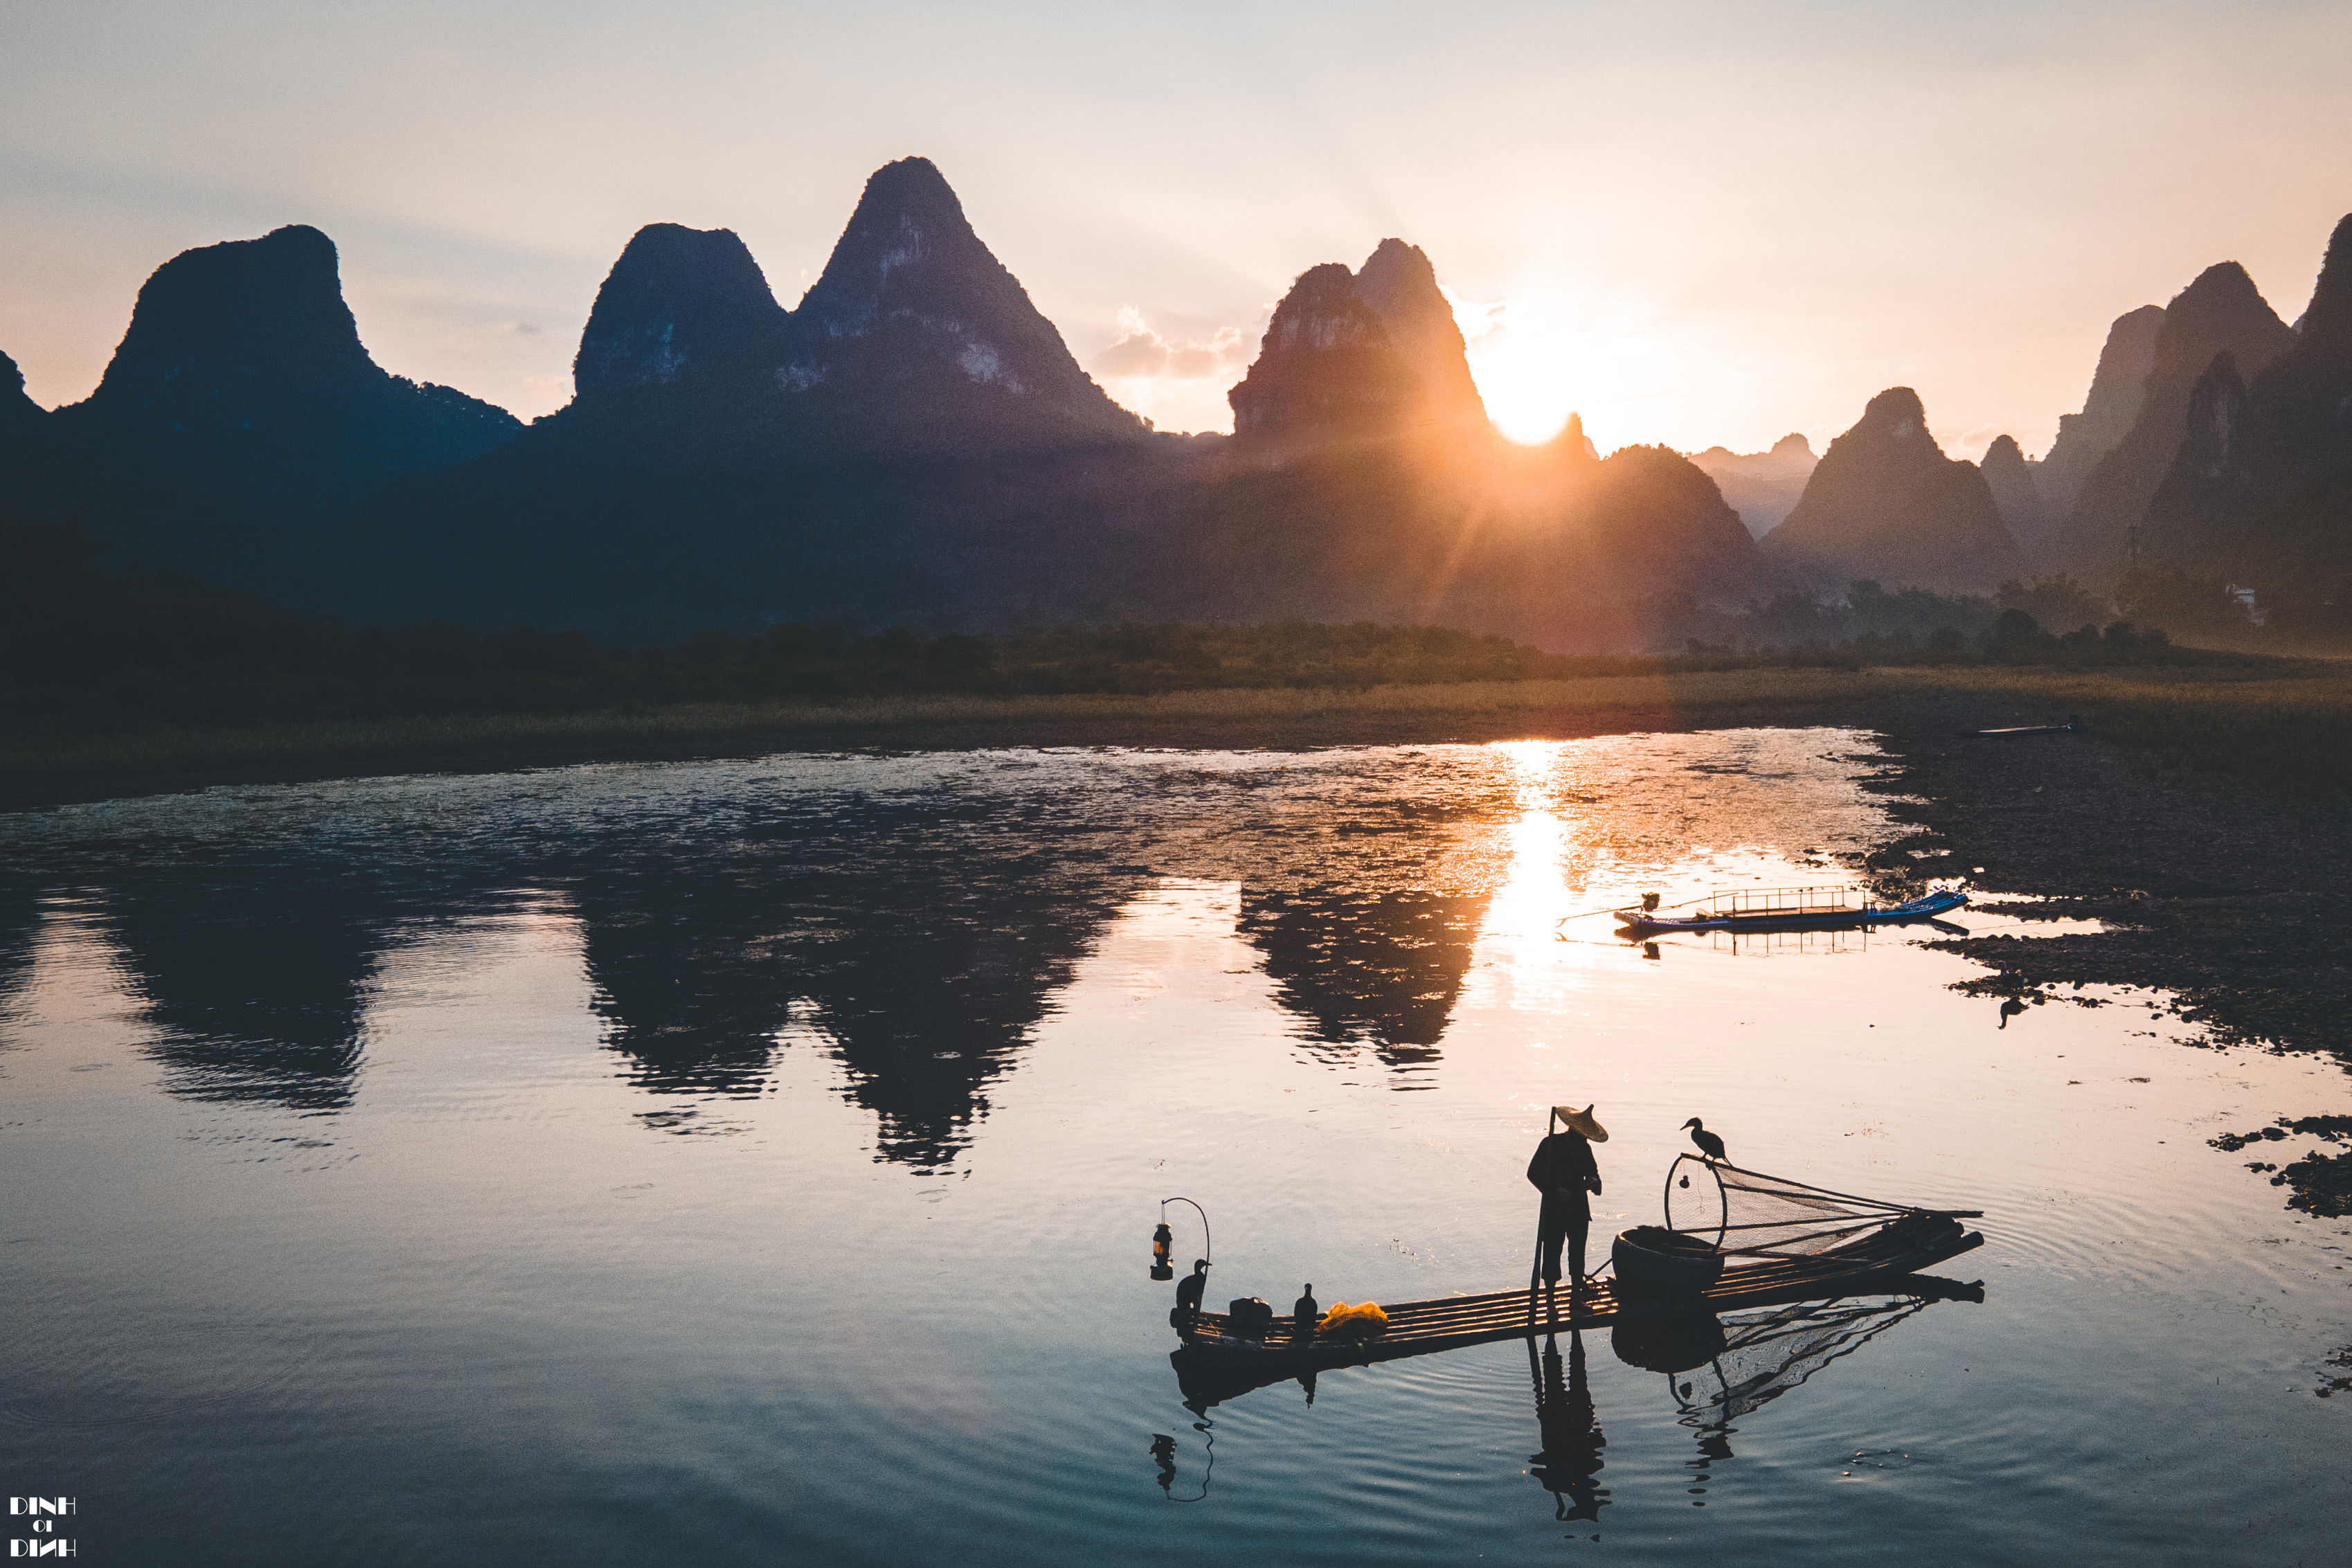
[1316,1301,1389,1338]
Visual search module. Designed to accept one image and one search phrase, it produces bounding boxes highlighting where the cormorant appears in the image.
[1172,1259,1210,1331]
[1682,1117,1727,1163]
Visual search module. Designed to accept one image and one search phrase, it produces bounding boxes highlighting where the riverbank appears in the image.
[9,659,2349,814]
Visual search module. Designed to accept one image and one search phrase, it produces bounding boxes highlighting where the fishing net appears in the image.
[1662,1154,1932,1259]
[1667,1295,1933,1427]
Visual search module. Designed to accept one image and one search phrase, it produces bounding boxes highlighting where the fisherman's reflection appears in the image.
[1527,1331,1607,1526]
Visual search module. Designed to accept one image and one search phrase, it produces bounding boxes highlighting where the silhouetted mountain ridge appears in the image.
[780,156,1145,451]
[10,163,1767,647]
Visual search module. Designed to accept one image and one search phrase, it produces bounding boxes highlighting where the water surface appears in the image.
[3,731,2346,1565]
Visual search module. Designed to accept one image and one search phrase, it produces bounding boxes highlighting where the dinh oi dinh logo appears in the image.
[8,1498,76,1559]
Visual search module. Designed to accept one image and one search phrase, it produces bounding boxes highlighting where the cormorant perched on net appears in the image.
[1682,1117,1727,1163]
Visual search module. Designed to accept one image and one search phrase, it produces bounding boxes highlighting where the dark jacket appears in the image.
[1527,1133,1601,1220]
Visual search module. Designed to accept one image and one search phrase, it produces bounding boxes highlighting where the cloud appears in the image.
[1094,306,1250,381]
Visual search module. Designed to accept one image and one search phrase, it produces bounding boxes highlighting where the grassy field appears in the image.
[8,660,2351,810]
[1864,662,2352,795]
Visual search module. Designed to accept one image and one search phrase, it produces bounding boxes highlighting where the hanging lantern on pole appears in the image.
[1151,1197,1210,1283]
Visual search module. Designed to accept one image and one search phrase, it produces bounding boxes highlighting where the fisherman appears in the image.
[1171,1258,1211,1333]
[1527,1104,1606,1289]
[1293,1283,1319,1343]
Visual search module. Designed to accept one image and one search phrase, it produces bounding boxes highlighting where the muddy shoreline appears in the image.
[1862,697,2352,1223]
[1862,697,2351,1065]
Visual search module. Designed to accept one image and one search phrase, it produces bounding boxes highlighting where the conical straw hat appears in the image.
[1552,1103,1608,1141]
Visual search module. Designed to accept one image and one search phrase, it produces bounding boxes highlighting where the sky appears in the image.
[3,1,2349,459]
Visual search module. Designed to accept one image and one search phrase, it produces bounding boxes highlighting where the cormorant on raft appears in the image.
[1173,1259,1210,1329]
[1682,1117,1727,1163]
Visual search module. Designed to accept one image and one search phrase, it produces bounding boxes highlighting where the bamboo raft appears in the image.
[1172,1210,1982,1375]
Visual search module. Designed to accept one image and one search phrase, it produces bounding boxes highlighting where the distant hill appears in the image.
[1978,435,2049,551]
[1688,434,1815,537]
[1759,388,2018,593]
[1201,249,1756,641]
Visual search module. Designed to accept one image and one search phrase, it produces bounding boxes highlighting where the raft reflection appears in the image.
[1162,1281,1980,1522]
[1615,1285,1982,1502]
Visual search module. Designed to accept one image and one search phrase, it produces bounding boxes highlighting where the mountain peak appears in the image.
[1978,434,2047,550]
[2295,212,2352,360]
[1556,411,1599,461]
[1351,240,1488,430]
[1860,386,1928,435]
[783,157,1141,447]
[1228,264,1418,442]
[86,224,373,410]
[2155,262,2293,383]
[795,156,999,338]
[2036,303,2166,519]
[855,155,963,219]
[574,223,787,399]
[1769,433,1815,460]
[1228,242,1496,447]
[0,348,44,438]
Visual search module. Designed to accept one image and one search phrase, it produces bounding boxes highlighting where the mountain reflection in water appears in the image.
[17,741,1802,1160]
[28,737,1876,1163]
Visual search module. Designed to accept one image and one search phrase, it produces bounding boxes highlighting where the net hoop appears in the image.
[1660,1153,1948,1260]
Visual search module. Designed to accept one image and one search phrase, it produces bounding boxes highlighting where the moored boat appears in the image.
[1615,885,1966,935]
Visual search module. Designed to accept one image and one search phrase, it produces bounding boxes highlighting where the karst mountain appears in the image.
[1759,388,2018,593]
[2034,303,2166,528]
[0,160,1763,647]
[17,225,519,600]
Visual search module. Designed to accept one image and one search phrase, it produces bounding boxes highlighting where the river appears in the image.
[2,730,2346,1565]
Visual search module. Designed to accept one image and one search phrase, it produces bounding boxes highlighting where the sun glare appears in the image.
[1448,289,1732,454]
[1453,295,1580,446]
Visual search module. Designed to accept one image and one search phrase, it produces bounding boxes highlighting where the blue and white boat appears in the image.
[1614,885,1968,935]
